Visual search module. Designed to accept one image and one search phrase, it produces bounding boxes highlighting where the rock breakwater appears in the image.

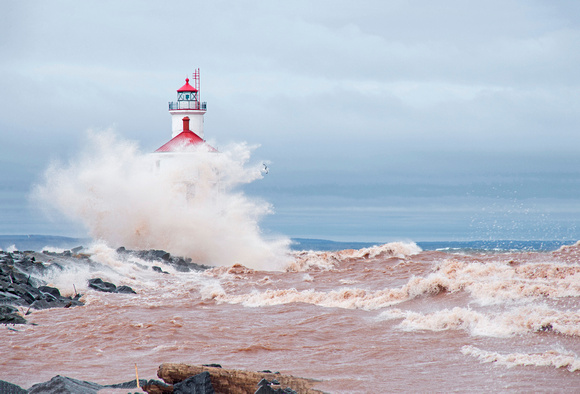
[0,251,83,324]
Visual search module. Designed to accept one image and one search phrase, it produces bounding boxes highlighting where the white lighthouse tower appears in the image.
[168,69,207,139]
[154,70,217,201]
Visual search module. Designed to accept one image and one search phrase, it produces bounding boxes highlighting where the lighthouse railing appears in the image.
[168,101,207,110]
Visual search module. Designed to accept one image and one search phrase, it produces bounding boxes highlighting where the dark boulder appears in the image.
[0,305,27,325]
[70,246,84,254]
[255,386,298,394]
[87,278,117,293]
[143,379,174,393]
[0,291,21,304]
[254,378,297,394]
[173,371,214,394]
[0,380,27,394]
[6,284,36,305]
[104,379,148,389]
[30,298,82,310]
[152,266,170,274]
[27,375,103,394]
[116,285,137,294]
[39,285,61,298]
[116,247,211,272]
[87,278,136,294]
[117,247,170,262]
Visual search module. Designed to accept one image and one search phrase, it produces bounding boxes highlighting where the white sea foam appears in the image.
[38,242,143,295]
[462,345,580,372]
[212,255,580,315]
[378,305,580,337]
[214,281,431,310]
[288,241,421,271]
[350,242,422,259]
[302,273,314,282]
[32,130,291,271]
[40,246,68,254]
[427,259,580,304]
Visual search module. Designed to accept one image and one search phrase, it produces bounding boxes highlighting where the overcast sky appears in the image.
[1,1,580,241]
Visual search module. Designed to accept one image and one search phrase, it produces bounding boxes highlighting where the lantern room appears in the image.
[168,69,207,138]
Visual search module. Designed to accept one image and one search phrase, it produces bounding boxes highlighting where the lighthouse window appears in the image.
[185,94,190,100]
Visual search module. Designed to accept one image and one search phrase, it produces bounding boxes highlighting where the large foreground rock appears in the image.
[173,371,214,394]
[149,363,323,394]
[0,380,27,394]
[19,376,148,394]
[27,375,102,394]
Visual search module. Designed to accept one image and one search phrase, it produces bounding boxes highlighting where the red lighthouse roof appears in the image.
[155,116,215,152]
[155,131,204,152]
[177,78,198,92]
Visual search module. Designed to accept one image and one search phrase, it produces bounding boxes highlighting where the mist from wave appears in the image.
[30,130,291,271]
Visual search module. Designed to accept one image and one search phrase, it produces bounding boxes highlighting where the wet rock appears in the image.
[255,384,298,394]
[0,305,26,325]
[105,379,148,389]
[70,246,84,254]
[38,285,61,298]
[0,291,20,304]
[4,376,152,394]
[0,380,27,394]
[116,285,137,294]
[30,298,82,310]
[117,247,169,262]
[88,278,117,293]
[88,278,137,294]
[6,283,37,305]
[143,379,174,393]
[27,375,103,394]
[153,266,170,274]
[255,385,275,394]
[168,257,200,273]
[173,371,214,394]
[254,378,297,394]
[117,247,211,272]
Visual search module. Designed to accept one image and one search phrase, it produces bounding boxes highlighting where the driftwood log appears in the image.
[145,363,324,394]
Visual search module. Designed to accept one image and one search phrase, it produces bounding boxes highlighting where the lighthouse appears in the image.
[153,70,218,200]
[168,69,207,139]
[156,69,215,153]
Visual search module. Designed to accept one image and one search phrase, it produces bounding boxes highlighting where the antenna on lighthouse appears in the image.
[192,68,201,102]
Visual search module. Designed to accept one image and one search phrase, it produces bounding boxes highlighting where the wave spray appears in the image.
[32,130,291,270]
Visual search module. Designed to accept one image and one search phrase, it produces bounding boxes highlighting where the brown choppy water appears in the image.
[2,242,580,392]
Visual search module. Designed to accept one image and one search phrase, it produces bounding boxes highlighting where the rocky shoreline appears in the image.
[0,246,210,325]
[0,363,324,394]
[0,250,84,324]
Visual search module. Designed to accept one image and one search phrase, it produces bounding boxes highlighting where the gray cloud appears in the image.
[1,0,579,240]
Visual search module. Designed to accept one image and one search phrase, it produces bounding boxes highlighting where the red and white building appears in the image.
[153,70,219,200]
[156,69,215,153]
